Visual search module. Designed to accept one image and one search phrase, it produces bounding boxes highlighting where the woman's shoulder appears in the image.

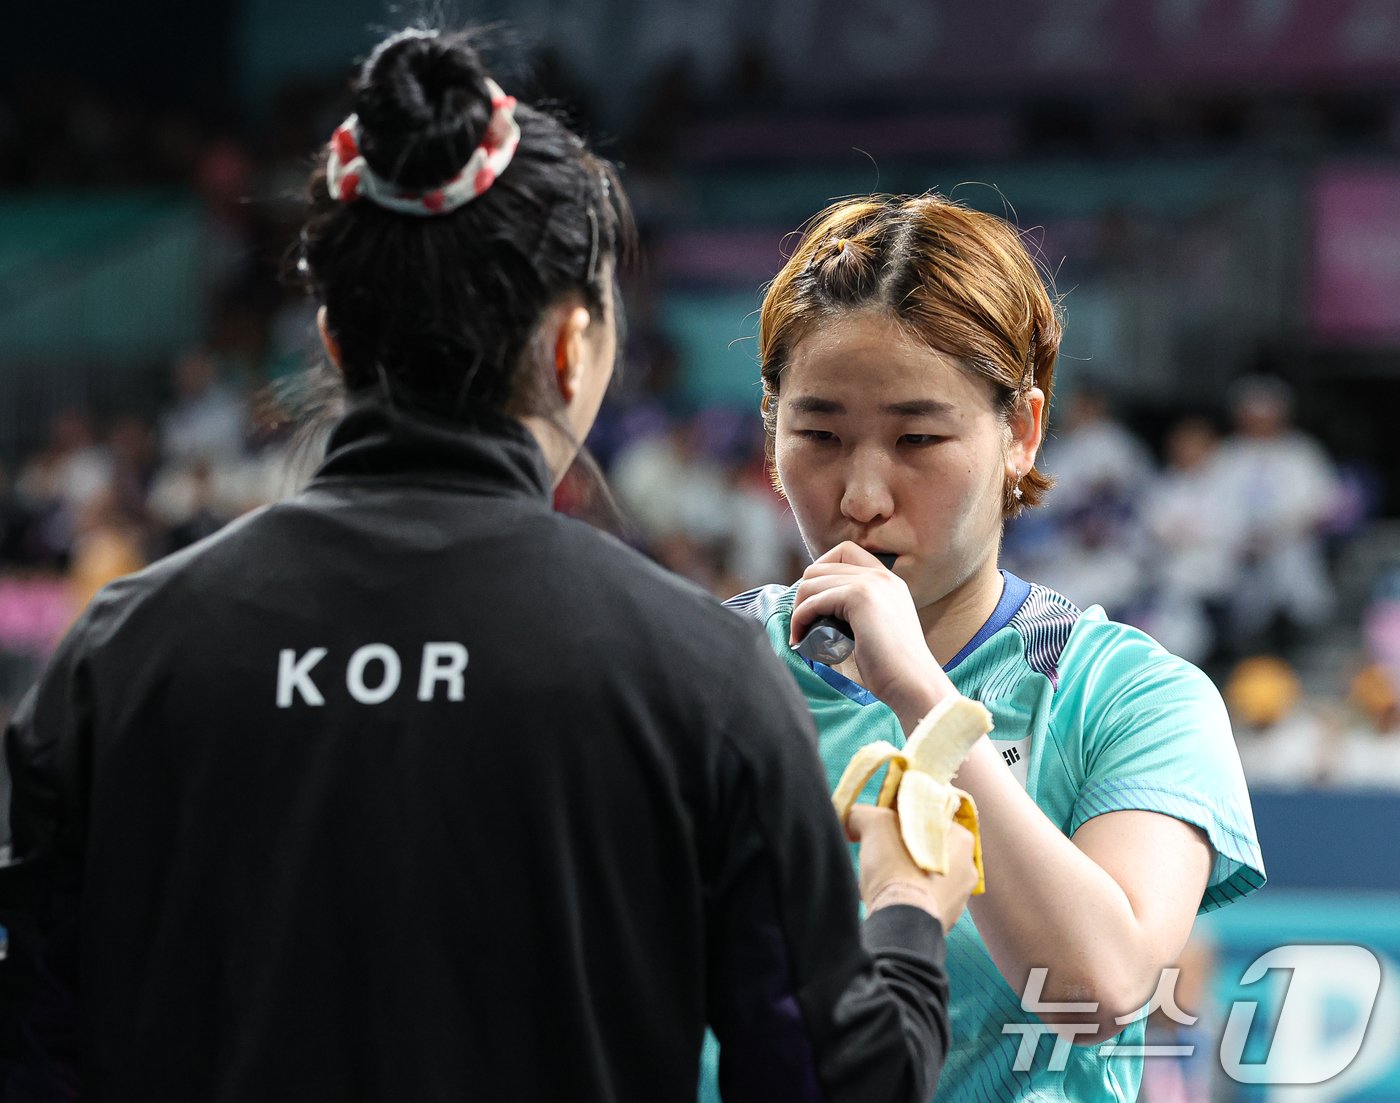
[1051,598,1221,718]
[722,583,795,628]
[1066,605,1206,676]
[988,577,1213,702]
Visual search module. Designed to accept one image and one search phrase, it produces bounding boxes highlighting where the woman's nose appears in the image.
[840,455,894,524]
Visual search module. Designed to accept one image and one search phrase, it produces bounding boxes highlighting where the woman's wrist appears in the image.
[888,670,959,735]
[866,880,939,916]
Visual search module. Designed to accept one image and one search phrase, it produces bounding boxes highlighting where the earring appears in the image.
[1012,470,1024,501]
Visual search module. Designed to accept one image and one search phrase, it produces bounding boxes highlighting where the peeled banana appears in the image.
[831,695,993,894]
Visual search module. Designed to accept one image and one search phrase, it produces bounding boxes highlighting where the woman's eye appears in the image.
[899,434,943,446]
[796,429,837,443]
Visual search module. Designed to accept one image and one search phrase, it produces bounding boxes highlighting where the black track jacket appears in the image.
[2,402,950,1102]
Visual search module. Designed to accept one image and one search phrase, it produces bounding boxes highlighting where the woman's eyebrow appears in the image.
[786,397,955,416]
[884,399,956,417]
[788,396,845,414]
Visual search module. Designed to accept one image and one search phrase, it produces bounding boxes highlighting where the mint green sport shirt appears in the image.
[699,572,1265,1103]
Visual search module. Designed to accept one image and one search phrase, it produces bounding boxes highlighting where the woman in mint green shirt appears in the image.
[701,194,1264,1103]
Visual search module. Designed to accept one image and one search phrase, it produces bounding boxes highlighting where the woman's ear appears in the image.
[316,306,345,375]
[1005,386,1047,479]
[551,305,593,403]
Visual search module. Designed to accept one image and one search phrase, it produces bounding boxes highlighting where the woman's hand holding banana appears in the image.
[832,695,992,895]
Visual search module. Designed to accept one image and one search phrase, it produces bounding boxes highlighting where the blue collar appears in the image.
[944,570,1032,672]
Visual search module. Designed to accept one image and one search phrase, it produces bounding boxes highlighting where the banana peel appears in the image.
[831,696,992,894]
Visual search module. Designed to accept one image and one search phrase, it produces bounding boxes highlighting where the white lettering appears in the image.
[1003,1022,1097,1072]
[417,642,469,702]
[1220,944,1386,1088]
[277,648,327,708]
[346,644,401,705]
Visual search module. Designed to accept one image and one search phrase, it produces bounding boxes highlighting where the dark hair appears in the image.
[297,28,634,422]
[759,194,1060,517]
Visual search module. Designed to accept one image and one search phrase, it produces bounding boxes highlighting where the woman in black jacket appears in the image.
[2,28,975,1103]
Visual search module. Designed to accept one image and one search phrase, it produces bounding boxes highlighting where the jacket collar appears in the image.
[310,399,554,501]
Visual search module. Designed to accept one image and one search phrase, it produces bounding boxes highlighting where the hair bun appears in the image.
[353,30,497,191]
[805,231,880,301]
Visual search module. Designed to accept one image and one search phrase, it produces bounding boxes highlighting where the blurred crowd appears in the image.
[0,350,289,601]
[1009,378,1366,670]
[3,52,1400,797]
[1005,378,1400,794]
[3,347,1399,796]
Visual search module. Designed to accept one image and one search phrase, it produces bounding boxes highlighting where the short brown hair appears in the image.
[759,193,1060,515]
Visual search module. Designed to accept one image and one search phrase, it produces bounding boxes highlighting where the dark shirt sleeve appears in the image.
[703,628,951,1103]
[2,615,94,1098]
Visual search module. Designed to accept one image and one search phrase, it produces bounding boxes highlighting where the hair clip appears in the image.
[585,206,600,284]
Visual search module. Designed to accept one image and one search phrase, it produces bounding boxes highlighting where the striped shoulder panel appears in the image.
[722,584,791,625]
[1006,583,1082,690]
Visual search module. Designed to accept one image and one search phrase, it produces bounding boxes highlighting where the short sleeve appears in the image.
[1065,632,1265,914]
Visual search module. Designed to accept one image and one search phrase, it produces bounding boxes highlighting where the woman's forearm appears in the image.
[883,674,1200,1043]
[945,738,1160,1039]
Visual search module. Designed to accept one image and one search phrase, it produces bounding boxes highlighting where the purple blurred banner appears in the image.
[778,0,1400,93]
[1311,166,1400,343]
[245,0,1400,120]
[0,576,72,655]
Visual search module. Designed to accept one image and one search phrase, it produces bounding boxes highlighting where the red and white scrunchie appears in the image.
[326,78,521,216]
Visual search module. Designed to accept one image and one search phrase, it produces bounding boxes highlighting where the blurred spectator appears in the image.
[1322,663,1400,790]
[165,461,230,552]
[612,416,733,550]
[1141,417,1243,670]
[15,409,112,516]
[585,298,683,471]
[1027,492,1146,620]
[610,408,799,596]
[159,347,248,466]
[104,415,162,557]
[1362,562,1400,695]
[147,445,285,543]
[67,488,148,614]
[1041,384,1156,517]
[720,443,804,594]
[0,466,37,567]
[1018,384,1152,617]
[14,409,114,567]
[1225,655,1328,789]
[1214,376,1339,660]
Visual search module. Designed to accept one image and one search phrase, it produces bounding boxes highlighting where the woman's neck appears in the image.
[916,553,1005,668]
[519,415,575,488]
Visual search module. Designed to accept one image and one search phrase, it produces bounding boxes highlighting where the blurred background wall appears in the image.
[3,1,1400,1097]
